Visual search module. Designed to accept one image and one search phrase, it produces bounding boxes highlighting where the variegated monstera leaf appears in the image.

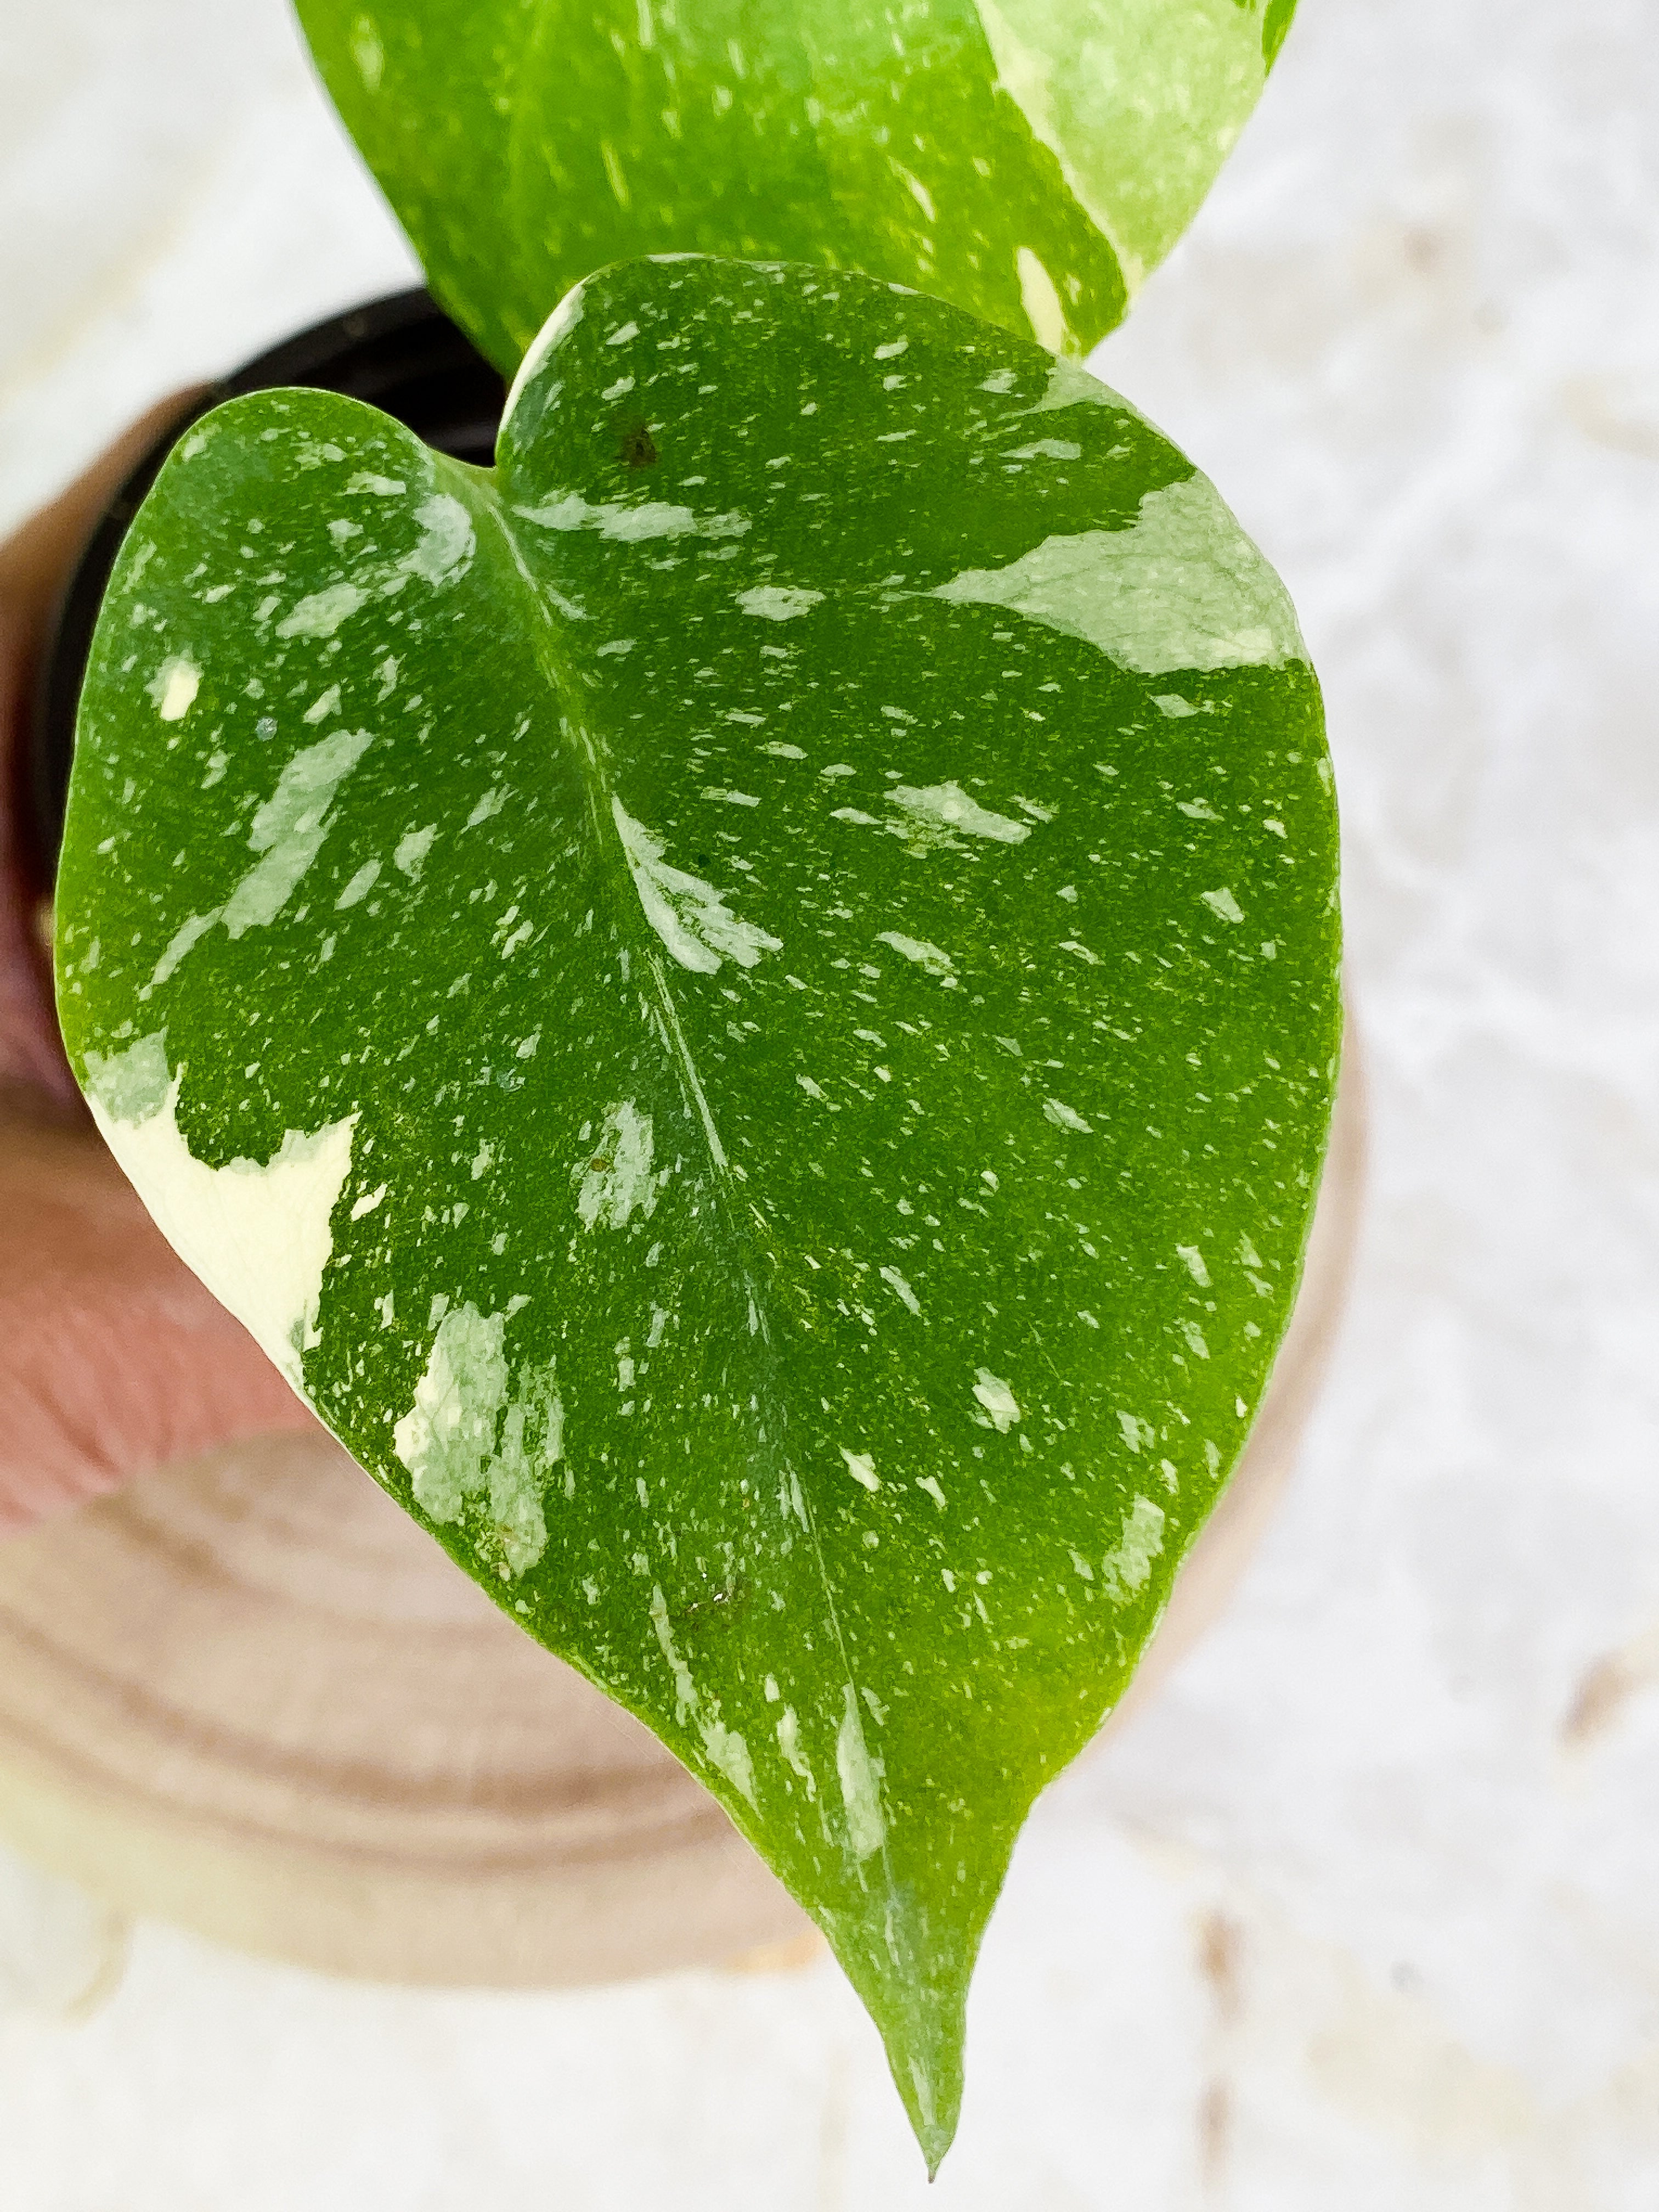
[297,0,1299,370]
[58,257,1338,2168]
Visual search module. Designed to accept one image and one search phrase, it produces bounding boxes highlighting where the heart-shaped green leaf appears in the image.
[296,0,1299,371]
[57,256,1338,2168]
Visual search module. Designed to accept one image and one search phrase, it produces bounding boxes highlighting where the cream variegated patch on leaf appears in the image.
[57,257,1339,2168]
[295,0,1300,369]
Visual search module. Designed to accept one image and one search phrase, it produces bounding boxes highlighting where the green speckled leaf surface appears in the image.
[57,257,1338,2166]
[296,0,1299,369]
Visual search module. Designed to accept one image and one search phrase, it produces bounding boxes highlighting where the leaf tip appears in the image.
[900,2042,963,2179]
[832,1907,969,2173]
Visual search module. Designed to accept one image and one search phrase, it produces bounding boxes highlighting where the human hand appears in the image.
[0,403,326,1532]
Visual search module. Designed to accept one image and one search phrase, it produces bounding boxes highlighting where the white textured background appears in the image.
[3,0,1658,2203]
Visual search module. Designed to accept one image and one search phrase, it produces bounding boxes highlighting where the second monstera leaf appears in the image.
[57,257,1338,2166]
[298,0,1299,370]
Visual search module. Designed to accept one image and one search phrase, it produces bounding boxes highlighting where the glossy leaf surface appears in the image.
[296,0,1299,370]
[58,257,1338,2166]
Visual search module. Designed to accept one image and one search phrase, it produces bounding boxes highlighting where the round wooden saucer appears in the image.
[0,1049,1364,1988]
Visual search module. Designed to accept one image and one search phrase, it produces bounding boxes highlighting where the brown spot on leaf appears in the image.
[618,420,658,470]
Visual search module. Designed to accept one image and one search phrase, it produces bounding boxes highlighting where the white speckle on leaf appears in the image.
[735,585,823,620]
[888,781,1030,847]
[350,1183,387,1218]
[149,911,218,989]
[613,799,780,973]
[396,1304,502,1518]
[1177,1243,1211,1286]
[222,729,374,939]
[1103,1496,1166,1595]
[80,1030,171,1123]
[1015,247,1068,351]
[514,491,749,544]
[1202,886,1244,923]
[336,858,381,909]
[393,1304,558,1577]
[575,1100,662,1231]
[840,1447,880,1492]
[777,1705,814,1792]
[879,1265,921,1314]
[276,582,366,640]
[973,1368,1021,1431]
[929,474,1303,673]
[150,657,199,721]
[394,825,437,878]
[837,1688,887,1860]
[144,724,365,982]
[349,15,383,89]
[388,494,475,590]
[701,1720,756,1803]
[876,930,955,982]
[1042,1096,1093,1133]
[650,1584,755,1802]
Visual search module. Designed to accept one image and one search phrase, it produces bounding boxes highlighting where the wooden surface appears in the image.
[0,1046,1364,1990]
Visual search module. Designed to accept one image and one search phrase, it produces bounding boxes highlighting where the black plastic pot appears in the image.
[27,289,505,888]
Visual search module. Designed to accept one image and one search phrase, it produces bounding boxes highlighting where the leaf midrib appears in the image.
[466,447,909,1957]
